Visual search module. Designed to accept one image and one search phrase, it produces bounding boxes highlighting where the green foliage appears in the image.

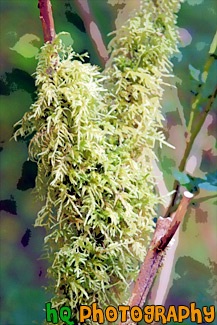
[174,170,217,192]
[14,0,181,322]
[189,64,200,81]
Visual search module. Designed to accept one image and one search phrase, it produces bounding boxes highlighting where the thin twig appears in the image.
[165,84,217,218]
[74,0,109,66]
[187,30,217,133]
[192,193,217,205]
[120,191,194,325]
[38,0,56,43]
[180,85,217,172]
[164,32,217,218]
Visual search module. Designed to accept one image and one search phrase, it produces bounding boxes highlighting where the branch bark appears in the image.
[38,0,56,43]
[74,0,109,66]
[120,191,194,325]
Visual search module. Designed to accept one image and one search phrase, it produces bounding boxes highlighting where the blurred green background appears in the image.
[0,0,216,324]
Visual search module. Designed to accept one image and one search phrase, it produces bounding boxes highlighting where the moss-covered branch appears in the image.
[15,0,184,323]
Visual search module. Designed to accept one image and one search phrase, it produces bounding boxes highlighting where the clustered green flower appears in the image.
[14,0,181,323]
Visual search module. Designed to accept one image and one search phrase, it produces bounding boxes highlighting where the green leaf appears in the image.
[173,170,190,185]
[189,64,200,81]
[199,171,217,192]
[174,170,217,193]
[199,182,217,191]
[173,171,199,193]
[10,34,40,58]
[205,170,217,186]
[173,170,217,193]
[209,30,217,55]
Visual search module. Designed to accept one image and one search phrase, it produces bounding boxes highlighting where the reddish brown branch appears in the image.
[38,0,56,43]
[155,191,194,251]
[120,191,193,325]
[74,0,109,66]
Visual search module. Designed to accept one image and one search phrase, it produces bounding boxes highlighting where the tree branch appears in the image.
[38,0,56,43]
[74,0,109,66]
[120,191,194,325]
[122,58,216,323]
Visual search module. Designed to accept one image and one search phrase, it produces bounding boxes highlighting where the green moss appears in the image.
[14,0,181,323]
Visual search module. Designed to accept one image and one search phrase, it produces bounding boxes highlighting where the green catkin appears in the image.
[14,0,181,323]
